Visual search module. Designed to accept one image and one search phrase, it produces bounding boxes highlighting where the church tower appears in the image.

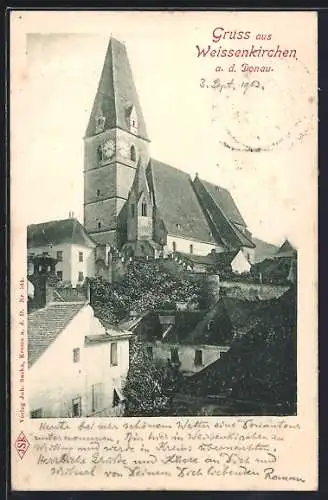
[83,38,150,247]
[127,159,153,242]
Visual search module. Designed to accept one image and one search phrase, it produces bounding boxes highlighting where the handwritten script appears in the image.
[26,417,307,487]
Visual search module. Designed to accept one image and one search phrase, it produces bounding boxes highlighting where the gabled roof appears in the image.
[129,159,151,202]
[196,177,246,226]
[28,302,85,367]
[85,38,149,140]
[275,239,297,258]
[253,237,280,263]
[148,159,216,244]
[27,218,96,249]
[193,176,255,249]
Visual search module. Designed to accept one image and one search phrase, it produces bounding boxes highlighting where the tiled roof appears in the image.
[148,160,216,244]
[27,218,96,249]
[196,178,246,226]
[85,38,149,140]
[187,287,297,400]
[187,301,233,346]
[193,176,255,249]
[28,303,85,367]
[275,239,297,258]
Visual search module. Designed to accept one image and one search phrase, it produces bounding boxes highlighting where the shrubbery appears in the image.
[89,260,202,324]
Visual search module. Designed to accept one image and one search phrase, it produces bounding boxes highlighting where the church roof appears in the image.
[193,176,255,249]
[27,218,96,249]
[148,159,216,244]
[195,177,246,226]
[85,37,149,140]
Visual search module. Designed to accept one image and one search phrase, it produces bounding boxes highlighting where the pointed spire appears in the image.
[131,158,150,200]
[85,37,149,140]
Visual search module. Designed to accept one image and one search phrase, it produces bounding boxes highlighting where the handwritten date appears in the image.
[200,78,264,95]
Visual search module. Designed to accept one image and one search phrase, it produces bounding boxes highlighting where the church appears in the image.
[83,37,255,270]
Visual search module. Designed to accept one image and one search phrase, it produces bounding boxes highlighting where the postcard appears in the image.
[10,10,318,491]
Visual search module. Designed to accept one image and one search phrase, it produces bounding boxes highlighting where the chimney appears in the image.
[28,254,58,311]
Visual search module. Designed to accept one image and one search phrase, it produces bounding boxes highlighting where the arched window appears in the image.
[130,145,136,161]
[141,202,147,217]
[97,145,103,162]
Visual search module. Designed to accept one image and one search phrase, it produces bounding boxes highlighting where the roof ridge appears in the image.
[151,158,192,177]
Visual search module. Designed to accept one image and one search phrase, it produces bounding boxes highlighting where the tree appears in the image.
[123,339,182,416]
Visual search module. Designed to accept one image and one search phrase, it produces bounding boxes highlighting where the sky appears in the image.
[13,12,317,246]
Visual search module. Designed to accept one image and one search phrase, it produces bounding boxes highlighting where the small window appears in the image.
[172,241,176,252]
[176,223,181,230]
[97,144,103,161]
[190,244,193,254]
[78,271,84,282]
[98,222,101,229]
[73,347,80,363]
[79,252,83,263]
[56,270,63,280]
[170,347,179,364]
[110,342,118,366]
[56,250,63,262]
[194,349,203,366]
[72,397,82,417]
[97,189,100,196]
[91,383,104,413]
[207,319,214,331]
[146,345,153,359]
[30,408,43,419]
[130,145,136,161]
[96,116,105,134]
[141,202,147,217]
[131,204,135,217]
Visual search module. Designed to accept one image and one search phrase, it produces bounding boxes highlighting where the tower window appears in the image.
[79,252,83,262]
[141,202,147,217]
[97,145,103,162]
[131,204,135,217]
[78,271,84,282]
[194,349,203,366]
[190,244,193,254]
[129,107,138,134]
[96,189,100,196]
[130,145,136,161]
[172,241,176,252]
[98,222,101,229]
[95,115,105,133]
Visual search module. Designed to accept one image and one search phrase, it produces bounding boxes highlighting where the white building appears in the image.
[27,216,96,287]
[231,249,252,274]
[28,298,133,418]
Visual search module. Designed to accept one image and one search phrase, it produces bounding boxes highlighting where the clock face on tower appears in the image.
[102,138,115,160]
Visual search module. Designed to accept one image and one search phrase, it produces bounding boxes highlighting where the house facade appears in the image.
[27,217,96,287]
[28,278,133,418]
